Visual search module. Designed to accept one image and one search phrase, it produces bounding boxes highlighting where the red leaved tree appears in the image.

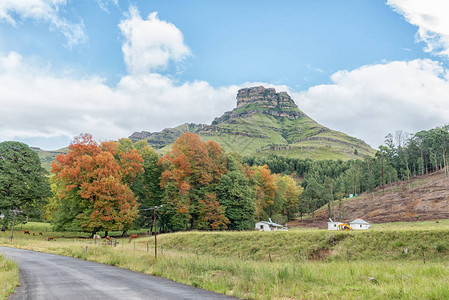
[51,134,143,236]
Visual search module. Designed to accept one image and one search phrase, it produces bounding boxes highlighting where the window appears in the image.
[360,225,362,228]
[334,224,337,227]
[260,225,263,229]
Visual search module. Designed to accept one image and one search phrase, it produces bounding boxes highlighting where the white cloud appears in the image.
[97,0,118,13]
[0,0,86,46]
[293,59,449,148]
[2,50,449,151]
[0,51,238,148]
[118,7,191,74]
[388,0,449,57]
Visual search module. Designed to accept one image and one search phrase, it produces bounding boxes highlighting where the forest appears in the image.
[245,125,449,214]
[1,125,448,235]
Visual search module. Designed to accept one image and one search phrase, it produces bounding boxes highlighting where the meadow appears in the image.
[2,220,449,299]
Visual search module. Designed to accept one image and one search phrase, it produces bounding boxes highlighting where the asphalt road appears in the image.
[0,247,236,300]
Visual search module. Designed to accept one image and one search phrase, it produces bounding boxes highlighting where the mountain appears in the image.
[130,86,375,159]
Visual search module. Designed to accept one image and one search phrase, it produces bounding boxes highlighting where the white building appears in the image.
[255,218,288,231]
[328,218,371,230]
[327,219,344,230]
[349,218,371,230]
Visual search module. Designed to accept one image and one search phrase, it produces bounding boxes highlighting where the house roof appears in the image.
[256,218,283,227]
[350,218,370,225]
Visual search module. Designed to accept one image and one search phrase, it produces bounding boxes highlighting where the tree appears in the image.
[0,141,51,239]
[216,156,256,230]
[51,134,143,236]
[253,165,278,220]
[278,175,303,221]
[159,133,228,230]
[199,193,229,229]
[117,139,163,231]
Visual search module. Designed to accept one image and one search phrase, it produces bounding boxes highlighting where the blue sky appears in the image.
[1,0,449,150]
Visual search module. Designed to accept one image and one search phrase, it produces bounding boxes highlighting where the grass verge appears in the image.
[2,223,449,299]
[0,255,19,299]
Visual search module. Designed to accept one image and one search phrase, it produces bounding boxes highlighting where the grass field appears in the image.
[2,221,449,299]
[0,255,19,299]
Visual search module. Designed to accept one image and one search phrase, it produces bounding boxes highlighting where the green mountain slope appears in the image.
[130,86,375,159]
[32,147,68,172]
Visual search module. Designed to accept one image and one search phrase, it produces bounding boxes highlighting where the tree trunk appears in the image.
[420,148,424,175]
[88,228,99,239]
[441,148,447,176]
[381,156,385,194]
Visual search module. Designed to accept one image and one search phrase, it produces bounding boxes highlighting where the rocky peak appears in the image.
[211,86,302,125]
[236,86,295,108]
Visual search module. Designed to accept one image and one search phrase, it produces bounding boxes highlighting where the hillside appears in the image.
[289,171,449,228]
[130,86,375,160]
[31,147,67,172]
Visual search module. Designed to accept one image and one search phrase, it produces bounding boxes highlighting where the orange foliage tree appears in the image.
[254,165,278,220]
[51,134,143,236]
[159,133,229,230]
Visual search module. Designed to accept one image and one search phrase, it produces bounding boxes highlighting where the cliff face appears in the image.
[236,86,295,109]
[212,86,301,125]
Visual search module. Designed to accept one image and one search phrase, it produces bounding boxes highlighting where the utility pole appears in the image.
[141,205,163,258]
[154,206,157,258]
[9,207,19,242]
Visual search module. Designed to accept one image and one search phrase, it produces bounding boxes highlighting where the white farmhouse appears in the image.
[349,218,371,230]
[255,218,288,231]
[327,219,344,230]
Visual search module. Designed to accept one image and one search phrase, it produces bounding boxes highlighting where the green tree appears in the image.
[216,169,255,230]
[0,141,51,239]
[117,139,164,231]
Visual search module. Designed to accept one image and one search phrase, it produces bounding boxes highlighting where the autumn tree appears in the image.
[253,165,278,221]
[278,175,303,221]
[159,133,228,230]
[51,134,143,236]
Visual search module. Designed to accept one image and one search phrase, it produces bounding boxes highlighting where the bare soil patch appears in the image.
[289,171,449,228]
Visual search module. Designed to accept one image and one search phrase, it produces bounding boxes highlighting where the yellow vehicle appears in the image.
[337,223,353,231]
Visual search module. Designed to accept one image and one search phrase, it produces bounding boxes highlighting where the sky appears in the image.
[1,0,449,150]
